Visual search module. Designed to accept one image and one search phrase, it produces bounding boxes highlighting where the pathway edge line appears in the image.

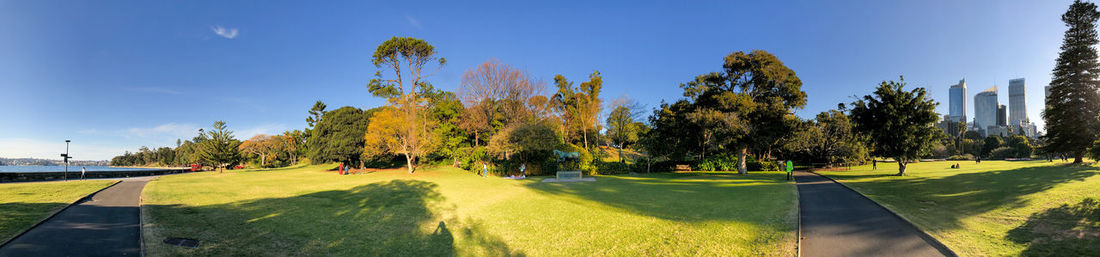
[809,171,958,257]
[0,180,123,248]
[794,174,801,257]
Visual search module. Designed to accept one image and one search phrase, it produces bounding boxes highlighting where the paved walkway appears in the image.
[0,177,155,257]
[795,171,955,257]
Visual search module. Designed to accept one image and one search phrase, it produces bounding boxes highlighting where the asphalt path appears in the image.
[795,171,955,257]
[0,176,155,257]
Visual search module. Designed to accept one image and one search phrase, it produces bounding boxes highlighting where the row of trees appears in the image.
[110,121,245,170]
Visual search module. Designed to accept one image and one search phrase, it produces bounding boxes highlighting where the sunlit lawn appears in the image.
[817,160,1100,256]
[0,180,118,243]
[141,165,797,256]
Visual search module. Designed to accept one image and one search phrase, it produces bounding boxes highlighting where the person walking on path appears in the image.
[80,167,86,179]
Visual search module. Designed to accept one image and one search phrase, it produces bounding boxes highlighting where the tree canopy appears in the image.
[198,121,242,171]
[1044,0,1100,163]
[850,77,942,176]
[309,106,371,167]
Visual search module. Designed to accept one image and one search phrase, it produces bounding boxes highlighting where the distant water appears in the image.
[0,166,164,173]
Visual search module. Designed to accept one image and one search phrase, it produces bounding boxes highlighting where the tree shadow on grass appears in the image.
[524,172,795,223]
[1006,198,1100,256]
[146,180,521,256]
[842,165,1099,231]
[0,202,69,243]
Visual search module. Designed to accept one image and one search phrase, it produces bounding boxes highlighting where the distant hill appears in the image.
[0,157,109,166]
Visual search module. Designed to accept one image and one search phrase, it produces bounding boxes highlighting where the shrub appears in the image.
[646,160,679,173]
[947,154,975,161]
[596,161,633,174]
[557,143,593,172]
[747,156,779,171]
[457,147,491,172]
[696,154,738,171]
[989,146,1016,160]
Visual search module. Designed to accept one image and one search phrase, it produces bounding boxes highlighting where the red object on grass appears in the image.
[338,163,344,175]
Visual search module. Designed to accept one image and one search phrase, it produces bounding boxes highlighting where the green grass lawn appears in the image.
[817,160,1100,256]
[141,165,797,256]
[0,180,118,243]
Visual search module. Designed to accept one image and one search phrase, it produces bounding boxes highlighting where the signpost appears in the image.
[60,140,72,180]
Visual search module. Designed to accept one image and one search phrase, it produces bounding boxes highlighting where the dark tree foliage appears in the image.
[306,100,327,129]
[676,50,807,174]
[783,109,869,167]
[983,136,1004,158]
[1045,0,1100,163]
[642,100,702,162]
[850,77,943,176]
[198,121,242,171]
[422,84,469,161]
[309,106,372,167]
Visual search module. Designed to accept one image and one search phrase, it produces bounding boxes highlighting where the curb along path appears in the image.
[0,177,156,256]
[794,171,955,257]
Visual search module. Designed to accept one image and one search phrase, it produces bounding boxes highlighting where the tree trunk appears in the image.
[618,145,624,164]
[583,128,590,152]
[405,153,414,174]
[646,156,652,173]
[738,147,748,175]
[474,131,480,148]
[897,160,907,176]
[1075,151,1084,164]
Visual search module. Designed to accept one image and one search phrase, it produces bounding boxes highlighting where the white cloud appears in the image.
[211,25,239,39]
[126,87,183,95]
[0,138,124,161]
[405,15,422,29]
[125,123,201,139]
[236,123,289,139]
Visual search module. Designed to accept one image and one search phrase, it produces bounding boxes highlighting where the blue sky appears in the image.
[0,0,1071,160]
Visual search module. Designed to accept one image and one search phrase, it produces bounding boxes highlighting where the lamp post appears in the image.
[60,140,71,180]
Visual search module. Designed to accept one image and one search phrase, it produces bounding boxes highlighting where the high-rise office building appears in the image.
[974,86,999,131]
[997,104,1007,126]
[949,79,967,122]
[1009,78,1027,126]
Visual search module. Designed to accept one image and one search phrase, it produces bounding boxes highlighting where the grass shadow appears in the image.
[1007,198,1100,256]
[842,165,1100,230]
[523,172,795,223]
[146,180,521,256]
[0,202,70,244]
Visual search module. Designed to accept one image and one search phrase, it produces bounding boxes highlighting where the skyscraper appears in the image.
[1009,78,1027,126]
[997,104,1007,126]
[974,86,999,131]
[949,79,967,122]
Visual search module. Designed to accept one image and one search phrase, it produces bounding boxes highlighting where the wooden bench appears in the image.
[674,165,692,172]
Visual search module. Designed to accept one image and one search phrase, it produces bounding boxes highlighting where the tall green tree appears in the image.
[306,100,327,129]
[784,109,869,166]
[550,71,604,152]
[422,84,468,161]
[367,36,445,173]
[680,50,807,174]
[1044,0,1100,163]
[606,101,643,163]
[198,121,242,171]
[850,77,942,176]
[310,106,372,167]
